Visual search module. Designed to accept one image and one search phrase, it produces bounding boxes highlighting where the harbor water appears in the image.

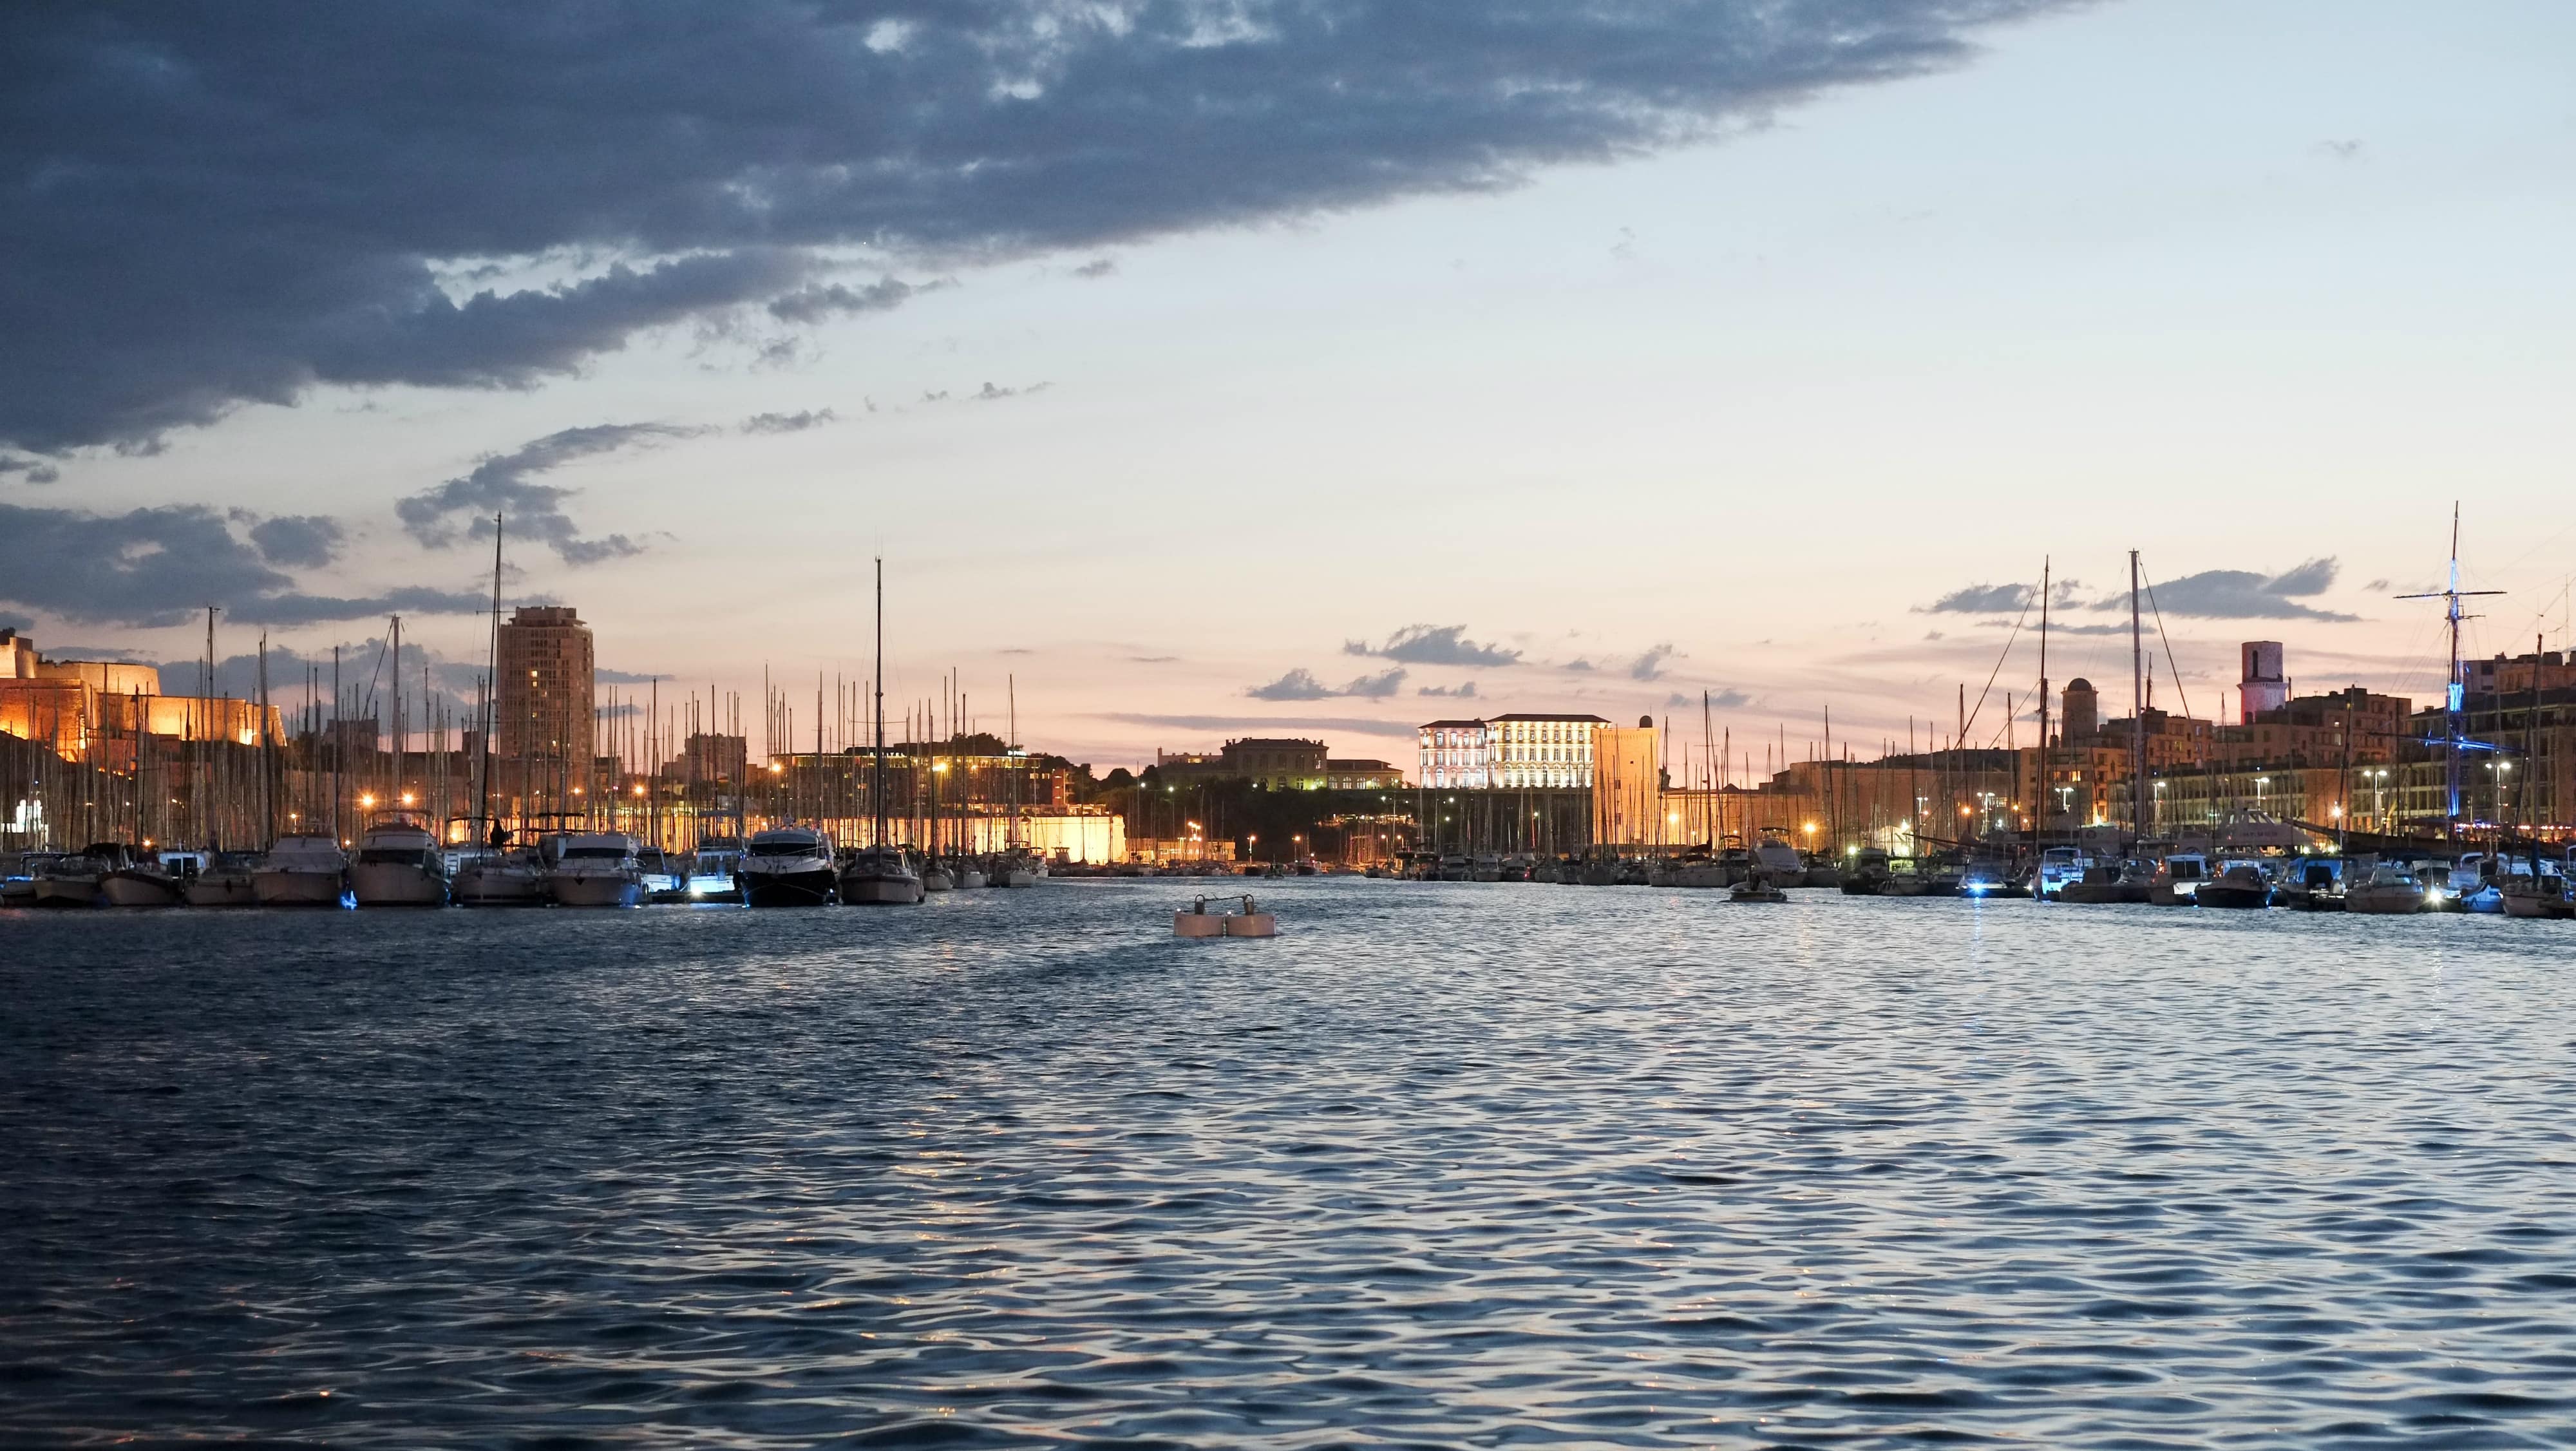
[5,881,2574,1446]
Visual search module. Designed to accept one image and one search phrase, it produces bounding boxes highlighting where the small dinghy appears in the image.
[1175,894,1278,938]
[1730,873,1788,904]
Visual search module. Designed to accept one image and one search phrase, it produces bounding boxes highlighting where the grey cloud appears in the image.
[1668,688,1751,709]
[1922,582,2031,614]
[739,408,838,435]
[1629,643,1676,681]
[972,381,1051,402]
[1072,258,1118,279]
[1418,681,1478,699]
[1249,669,1332,701]
[595,667,662,685]
[2117,558,2355,621]
[1346,623,1521,669]
[0,500,484,628]
[2316,139,2365,161]
[0,1,2074,453]
[1564,658,1596,672]
[1128,654,1179,665]
[1247,665,1408,701]
[248,514,345,569]
[764,277,940,325]
[399,422,701,564]
[1,457,61,485]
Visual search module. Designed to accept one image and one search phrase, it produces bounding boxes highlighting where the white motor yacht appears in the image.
[350,813,450,906]
[2147,853,2208,906]
[740,827,837,906]
[2345,862,2429,915]
[1751,829,1808,887]
[253,835,349,906]
[839,844,925,905]
[185,850,261,907]
[545,832,647,908]
[683,838,743,901]
[2034,846,2090,901]
[635,847,683,902]
[453,849,547,907]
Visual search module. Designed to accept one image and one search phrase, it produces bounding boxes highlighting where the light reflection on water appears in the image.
[5,881,2575,1447]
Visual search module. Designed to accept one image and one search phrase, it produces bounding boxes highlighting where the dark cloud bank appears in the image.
[1,1,2073,455]
[0,502,484,629]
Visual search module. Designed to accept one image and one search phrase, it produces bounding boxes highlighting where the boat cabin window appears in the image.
[560,846,632,860]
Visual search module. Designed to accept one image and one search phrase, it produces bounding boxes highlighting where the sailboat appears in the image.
[841,558,925,906]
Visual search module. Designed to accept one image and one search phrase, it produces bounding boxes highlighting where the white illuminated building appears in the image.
[1417,719,1491,789]
[1417,713,1608,790]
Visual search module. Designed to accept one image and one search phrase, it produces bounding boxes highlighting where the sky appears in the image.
[5,1,2574,771]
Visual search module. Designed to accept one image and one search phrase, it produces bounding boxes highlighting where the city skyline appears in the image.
[6,2,2573,769]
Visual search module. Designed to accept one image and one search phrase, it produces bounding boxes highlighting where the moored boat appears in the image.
[184,851,261,907]
[350,813,450,906]
[545,832,648,907]
[2197,862,2273,909]
[101,848,195,907]
[254,835,349,906]
[2345,862,2429,915]
[741,827,837,906]
[454,849,547,906]
[839,844,925,905]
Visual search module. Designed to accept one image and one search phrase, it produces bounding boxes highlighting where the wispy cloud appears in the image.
[739,408,839,434]
[1072,258,1119,280]
[1418,681,1478,698]
[1629,643,1676,681]
[399,422,703,564]
[0,457,61,485]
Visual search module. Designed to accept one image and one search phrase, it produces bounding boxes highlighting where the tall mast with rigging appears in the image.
[2398,506,2503,840]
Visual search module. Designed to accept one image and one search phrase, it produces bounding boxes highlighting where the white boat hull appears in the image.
[350,863,448,906]
[551,872,645,908]
[841,873,925,905]
[957,869,988,889]
[920,869,955,893]
[455,875,546,906]
[999,869,1038,889]
[185,873,259,907]
[100,872,185,907]
[254,868,345,906]
[33,877,102,908]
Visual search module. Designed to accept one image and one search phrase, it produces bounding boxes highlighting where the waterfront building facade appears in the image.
[1488,713,1608,790]
[1417,720,1491,790]
[1324,759,1406,791]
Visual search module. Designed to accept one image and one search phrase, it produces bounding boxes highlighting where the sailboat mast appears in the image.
[2036,558,2050,844]
[2130,549,2144,845]
[872,558,887,849]
[480,514,502,841]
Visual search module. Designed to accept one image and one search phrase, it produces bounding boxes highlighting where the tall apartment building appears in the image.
[495,606,596,761]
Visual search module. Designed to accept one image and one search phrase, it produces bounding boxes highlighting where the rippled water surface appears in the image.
[6,881,2576,1448]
